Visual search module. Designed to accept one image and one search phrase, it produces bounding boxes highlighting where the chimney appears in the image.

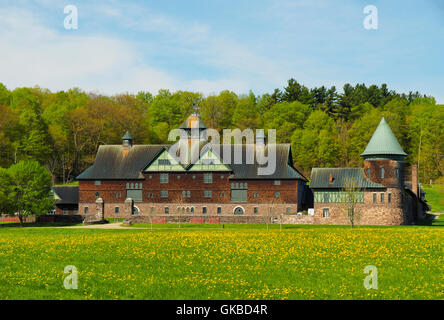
[256,129,266,146]
[329,173,334,183]
[411,165,418,197]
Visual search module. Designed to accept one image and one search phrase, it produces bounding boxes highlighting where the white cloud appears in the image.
[0,7,183,94]
[0,5,288,96]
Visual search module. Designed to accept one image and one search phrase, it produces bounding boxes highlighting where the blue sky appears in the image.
[0,0,443,102]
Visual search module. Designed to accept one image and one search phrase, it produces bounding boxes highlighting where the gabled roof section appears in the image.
[361,117,407,157]
[75,141,308,181]
[310,168,385,189]
[187,146,232,172]
[76,145,166,180]
[209,143,308,180]
[52,186,79,204]
[143,147,186,172]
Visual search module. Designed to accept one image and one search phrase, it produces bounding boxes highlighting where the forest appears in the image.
[0,79,442,185]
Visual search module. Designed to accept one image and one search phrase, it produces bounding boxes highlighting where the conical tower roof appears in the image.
[361,117,407,157]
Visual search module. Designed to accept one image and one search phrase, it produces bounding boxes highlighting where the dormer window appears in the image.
[202,159,214,165]
[158,159,171,165]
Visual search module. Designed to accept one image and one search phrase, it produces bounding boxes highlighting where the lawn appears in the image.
[0,224,442,300]
[423,184,444,213]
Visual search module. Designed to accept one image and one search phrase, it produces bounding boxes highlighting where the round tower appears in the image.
[361,117,407,189]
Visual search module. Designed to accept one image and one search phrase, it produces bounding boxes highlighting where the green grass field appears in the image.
[423,184,444,213]
[0,223,442,300]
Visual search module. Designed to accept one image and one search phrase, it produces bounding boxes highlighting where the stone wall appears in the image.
[127,214,305,225]
[312,188,408,225]
[80,201,300,220]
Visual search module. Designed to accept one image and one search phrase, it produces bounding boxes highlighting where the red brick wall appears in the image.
[78,174,303,217]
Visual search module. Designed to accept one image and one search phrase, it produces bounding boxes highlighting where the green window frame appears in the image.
[160,173,169,184]
[160,190,168,198]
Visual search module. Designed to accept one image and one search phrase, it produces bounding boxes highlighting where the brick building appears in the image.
[76,113,310,222]
[310,117,430,225]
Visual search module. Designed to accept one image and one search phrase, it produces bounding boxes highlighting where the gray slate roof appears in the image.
[122,131,133,140]
[361,117,407,157]
[208,144,307,180]
[77,145,166,180]
[310,168,385,189]
[76,143,307,181]
[52,186,79,204]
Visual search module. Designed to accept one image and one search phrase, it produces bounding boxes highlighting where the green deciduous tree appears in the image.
[0,161,54,226]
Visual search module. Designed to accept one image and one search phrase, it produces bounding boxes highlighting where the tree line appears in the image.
[0,80,442,184]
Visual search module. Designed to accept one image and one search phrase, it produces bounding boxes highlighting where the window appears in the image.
[95,192,100,197]
[84,207,89,214]
[202,207,207,214]
[254,207,258,214]
[217,207,222,214]
[274,180,281,185]
[381,167,385,179]
[182,191,191,198]
[191,207,194,213]
[204,190,212,198]
[115,207,119,214]
[323,208,329,218]
[177,175,180,179]
[126,190,142,202]
[160,173,169,184]
[63,209,68,215]
[204,173,213,184]
[373,193,377,204]
[149,175,152,179]
[275,192,280,198]
[202,159,214,165]
[94,180,101,186]
[367,168,371,178]
[314,191,363,203]
[286,207,291,214]
[324,193,329,203]
[160,190,168,198]
[395,168,399,179]
[165,207,169,214]
[158,159,171,165]
[221,175,224,179]
[151,207,155,214]
[115,192,121,199]
[380,193,385,203]
[388,193,392,203]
